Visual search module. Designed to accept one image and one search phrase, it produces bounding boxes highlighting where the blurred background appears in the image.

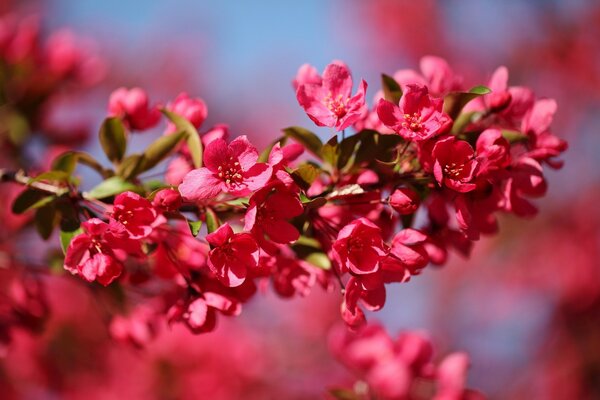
[1,0,599,399]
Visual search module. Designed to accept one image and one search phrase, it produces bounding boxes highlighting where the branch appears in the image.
[0,168,67,195]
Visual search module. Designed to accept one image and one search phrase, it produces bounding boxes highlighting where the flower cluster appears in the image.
[329,324,484,400]
[4,56,562,339]
[4,56,565,389]
[291,57,566,327]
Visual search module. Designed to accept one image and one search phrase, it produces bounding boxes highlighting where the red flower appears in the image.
[151,188,182,213]
[389,187,420,215]
[296,62,367,131]
[179,135,272,201]
[393,55,463,96]
[206,224,259,287]
[432,137,479,193]
[108,87,160,131]
[332,218,388,275]
[166,92,207,132]
[244,183,304,251]
[341,277,386,329]
[475,129,511,177]
[377,84,451,142]
[387,229,429,275]
[110,191,165,239]
[64,219,137,286]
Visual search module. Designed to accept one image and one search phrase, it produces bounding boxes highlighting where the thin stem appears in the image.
[0,168,66,195]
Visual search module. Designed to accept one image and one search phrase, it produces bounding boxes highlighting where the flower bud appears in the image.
[389,188,420,215]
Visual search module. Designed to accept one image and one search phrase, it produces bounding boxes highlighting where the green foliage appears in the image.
[443,85,491,119]
[86,176,141,199]
[381,73,403,104]
[99,117,127,163]
[162,109,203,168]
[283,126,323,159]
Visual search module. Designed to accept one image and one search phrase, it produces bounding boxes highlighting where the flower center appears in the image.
[323,92,348,118]
[217,157,244,187]
[402,113,423,132]
[443,162,466,178]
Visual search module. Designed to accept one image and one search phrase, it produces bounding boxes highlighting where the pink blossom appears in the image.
[387,229,429,275]
[179,135,272,201]
[394,55,463,96]
[260,252,328,298]
[108,87,161,131]
[292,63,322,91]
[521,99,568,168]
[206,223,259,287]
[341,277,386,328]
[432,137,479,193]
[503,156,547,217]
[475,129,511,177]
[166,92,208,132]
[296,62,367,131]
[202,124,229,146]
[109,191,165,239]
[64,218,137,286]
[332,218,388,275]
[389,187,420,215]
[377,84,451,141]
[244,183,304,250]
[151,188,182,213]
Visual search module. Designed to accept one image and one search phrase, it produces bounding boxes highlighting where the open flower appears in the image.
[332,218,388,275]
[377,84,451,141]
[109,191,165,239]
[244,183,304,253]
[296,62,367,131]
[64,219,138,286]
[179,135,272,201]
[432,136,479,193]
[206,223,259,287]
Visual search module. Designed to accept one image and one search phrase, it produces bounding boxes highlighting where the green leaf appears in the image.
[502,129,528,143]
[283,126,323,159]
[302,196,327,209]
[86,176,140,199]
[141,130,186,172]
[443,86,491,119]
[205,208,220,234]
[162,109,203,168]
[99,117,127,163]
[337,134,362,170]
[291,164,320,190]
[52,151,111,178]
[116,153,146,180]
[451,111,479,134]
[28,171,70,185]
[381,73,402,104]
[51,152,78,175]
[60,228,83,254]
[35,203,59,240]
[12,189,55,214]
[187,219,203,237]
[305,252,331,270]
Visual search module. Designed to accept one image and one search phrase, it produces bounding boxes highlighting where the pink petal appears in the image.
[322,62,353,99]
[203,138,229,171]
[229,135,259,170]
[206,223,233,247]
[264,220,299,244]
[179,168,223,200]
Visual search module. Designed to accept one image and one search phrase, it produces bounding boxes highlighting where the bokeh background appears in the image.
[2,0,600,399]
